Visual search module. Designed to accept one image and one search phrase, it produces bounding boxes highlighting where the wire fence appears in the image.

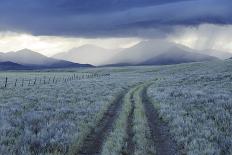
[0,73,110,88]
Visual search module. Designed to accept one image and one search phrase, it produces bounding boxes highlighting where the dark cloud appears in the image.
[0,0,231,37]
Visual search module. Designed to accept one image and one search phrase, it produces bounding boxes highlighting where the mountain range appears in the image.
[106,40,219,66]
[53,45,122,66]
[54,40,225,66]
[1,40,231,70]
[199,49,232,59]
[0,61,29,70]
[0,49,92,70]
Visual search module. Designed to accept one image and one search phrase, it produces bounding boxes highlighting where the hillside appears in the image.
[0,49,93,69]
[0,61,29,70]
[140,50,216,65]
[53,45,122,66]
[198,49,232,59]
[105,40,217,66]
[0,49,57,65]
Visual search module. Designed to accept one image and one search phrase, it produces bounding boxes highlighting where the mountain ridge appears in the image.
[53,45,123,66]
[0,61,30,70]
[0,49,93,70]
[104,40,218,66]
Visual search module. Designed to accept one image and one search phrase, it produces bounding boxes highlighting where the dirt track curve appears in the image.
[75,82,179,155]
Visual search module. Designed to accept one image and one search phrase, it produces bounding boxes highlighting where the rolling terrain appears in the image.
[0,59,231,155]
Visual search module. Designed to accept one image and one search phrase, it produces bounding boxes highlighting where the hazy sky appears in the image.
[0,0,232,55]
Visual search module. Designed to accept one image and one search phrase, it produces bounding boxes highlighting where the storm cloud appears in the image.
[0,0,231,37]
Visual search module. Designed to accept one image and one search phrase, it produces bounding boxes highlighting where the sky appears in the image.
[0,0,232,56]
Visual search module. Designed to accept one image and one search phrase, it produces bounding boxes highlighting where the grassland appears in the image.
[0,60,232,155]
[148,60,232,155]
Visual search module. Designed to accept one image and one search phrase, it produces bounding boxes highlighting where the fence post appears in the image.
[15,79,17,87]
[28,79,31,86]
[22,79,24,87]
[53,76,55,83]
[4,77,8,87]
[34,78,37,85]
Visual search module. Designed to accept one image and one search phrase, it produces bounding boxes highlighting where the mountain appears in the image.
[167,45,232,60]
[53,45,122,66]
[0,49,93,69]
[106,40,170,65]
[199,49,232,59]
[0,49,60,65]
[0,61,29,70]
[105,40,218,66]
[47,60,92,68]
[140,50,216,65]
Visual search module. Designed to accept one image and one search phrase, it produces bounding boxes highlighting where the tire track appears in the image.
[122,93,135,155]
[142,85,179,155]
[76,90,126,155]
[74,82,178,155]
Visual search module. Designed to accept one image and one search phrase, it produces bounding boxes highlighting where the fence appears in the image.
[0,73,110,88]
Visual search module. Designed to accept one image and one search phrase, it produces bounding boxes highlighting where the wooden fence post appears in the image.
[22,79,24,87]
[15,79,17,87]
[4,77,8,87]
[34,78,37,85]
[53,76,55,83]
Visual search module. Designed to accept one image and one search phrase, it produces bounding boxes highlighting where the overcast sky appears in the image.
[0,0,232,56]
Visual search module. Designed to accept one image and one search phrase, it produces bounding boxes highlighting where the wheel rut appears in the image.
[122,93,135,155]
[76,90,126,155]
[142,85,179,155]
[75,82,179,155]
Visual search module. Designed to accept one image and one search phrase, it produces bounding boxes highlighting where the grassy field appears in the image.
[0,60,231,155]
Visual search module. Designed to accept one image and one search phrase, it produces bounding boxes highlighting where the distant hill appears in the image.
[53,45,122,66]
[140,50,216,65]
[201,49,232,60]
[183,48,232,60]
[105,40,218,66]
[0,61,29,70]
[47,60,92,68]
[0,49,58,65]
[0,49,93,70]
